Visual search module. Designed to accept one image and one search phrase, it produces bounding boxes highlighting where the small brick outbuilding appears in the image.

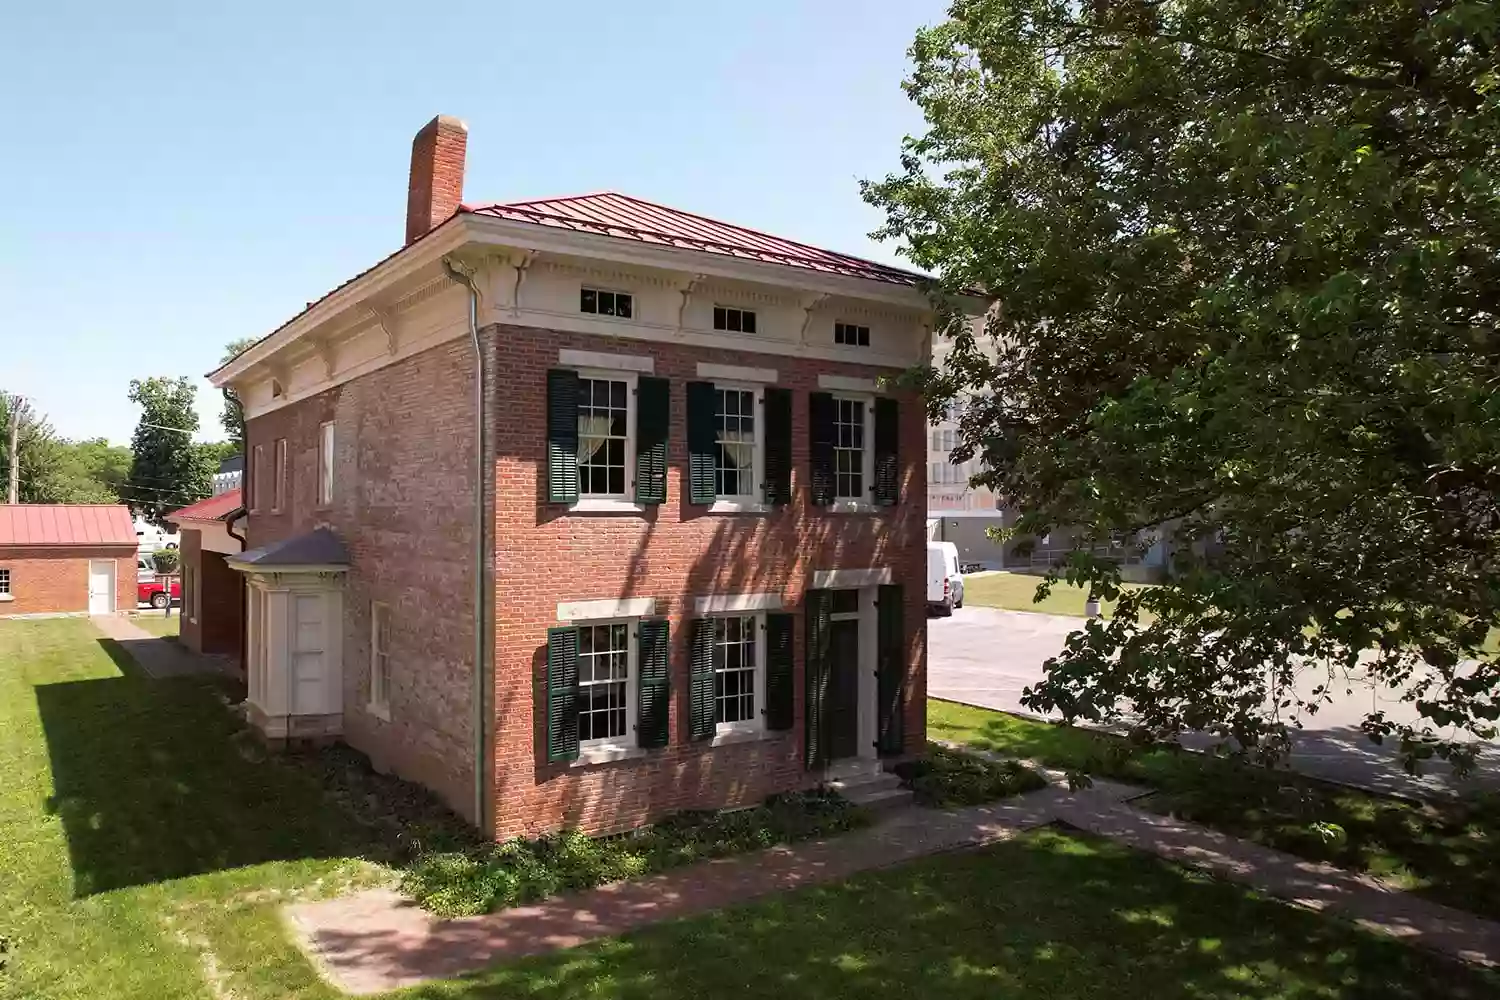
[167,489,246,663]
[0,505,137,616]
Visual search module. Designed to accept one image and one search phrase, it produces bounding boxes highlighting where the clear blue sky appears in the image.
[0,0,943,445]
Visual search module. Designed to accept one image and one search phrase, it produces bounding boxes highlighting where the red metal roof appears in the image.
[168,489,242,524]
[0,504,135,547]
[464,193,928,286]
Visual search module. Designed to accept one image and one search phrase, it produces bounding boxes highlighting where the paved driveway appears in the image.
[930,605,1500,799]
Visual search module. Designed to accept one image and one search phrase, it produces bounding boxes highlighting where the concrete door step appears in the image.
[827,770,913,812]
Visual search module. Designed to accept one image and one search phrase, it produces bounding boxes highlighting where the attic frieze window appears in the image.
[713,306,757,335]
[581,288,633,319]
[835,321,871,347]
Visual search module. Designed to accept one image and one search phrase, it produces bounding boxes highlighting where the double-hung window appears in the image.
[713,384,763,504]
[0,567,11,598]
[576,371,635,500]
[711,612,765,733]
[832,395,873,503]
[576,620,636,746]
[272,438,287,512]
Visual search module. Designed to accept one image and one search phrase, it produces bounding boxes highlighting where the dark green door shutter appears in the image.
[804,589,832,769]
[876,584,905,755]
[874,397,899,507]
[808,392,835,506]
[689,617,716,740]
[637,618,671,748]
[764,612,794,730]
[544,626,580,762]
[686,381,718,505]
[635,376,669,505]
[763,387,792,506]
[547,370,580,504]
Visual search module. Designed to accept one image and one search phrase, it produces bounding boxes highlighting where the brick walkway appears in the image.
[89,614,222,678]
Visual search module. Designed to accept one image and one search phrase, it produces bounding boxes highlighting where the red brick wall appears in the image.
[180,529,203,650]
[488,325,928,840]
[244,338,478,820]
[0,547,136,616]
[178,530,244,658]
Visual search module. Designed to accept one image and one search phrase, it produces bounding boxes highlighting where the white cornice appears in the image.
[210,219,469,387]
[462,214,934,311]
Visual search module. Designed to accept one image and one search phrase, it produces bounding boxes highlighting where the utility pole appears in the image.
[5,393,17,505]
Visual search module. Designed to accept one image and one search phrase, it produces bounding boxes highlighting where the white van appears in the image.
[926,541,964,616]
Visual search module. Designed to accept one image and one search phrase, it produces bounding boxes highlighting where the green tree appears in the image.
[40,438,133,504]
[0,392,61,503]
[127,378,211,525]
[219,337,257,447]
[866,0,1500,772]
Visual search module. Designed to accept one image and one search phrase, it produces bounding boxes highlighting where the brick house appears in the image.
[0,505,137,616]
[209,115,942,839]
[167,489,245,661]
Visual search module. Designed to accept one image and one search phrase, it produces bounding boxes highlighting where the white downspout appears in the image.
[442,256,490,831]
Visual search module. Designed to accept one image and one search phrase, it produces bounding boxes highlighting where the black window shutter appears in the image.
[689,617,717,740]
[546,370,580,504]
[804,589,832,769]
[635,376,669,505]
[637,618,671,748]
[876,584,905,755]
[764,612,795,730]
[808,392,835,506]
[686,381,718,505]
[544,625,580,762]
[763,387,792,506]
[874,397,899,507]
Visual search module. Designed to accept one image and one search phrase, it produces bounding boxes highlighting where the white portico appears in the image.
[227,528,349,743]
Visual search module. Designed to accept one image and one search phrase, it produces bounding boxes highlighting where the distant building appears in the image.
[212,454,243,496]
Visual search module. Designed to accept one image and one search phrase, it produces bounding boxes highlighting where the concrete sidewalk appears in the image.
[90,614,222,678]
[286,773,1500,995]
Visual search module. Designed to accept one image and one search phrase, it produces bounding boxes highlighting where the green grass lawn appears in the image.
[4,617,1492,999]
[930,698,1500,922]
[963,571,1150,617]
[407,828,1494,999]
[131,611,180,638]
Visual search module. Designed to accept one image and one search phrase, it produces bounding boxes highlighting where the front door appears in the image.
[827,617,860,759]
[87,560,115,614]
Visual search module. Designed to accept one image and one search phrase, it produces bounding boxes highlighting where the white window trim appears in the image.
[812,567,891,589]
[696,363,777,383]
[0,566,11,601]
[250,444,265,512]
[819,374,879,393]
[317,422,335,507]
[831,392,876,511]
[707,610,767,737]
[570,616,640,764]
[692,592,781,614]
[557,597,656,621]
[711,381,765,507]
[712,304,758,334]
[368,601,391,720]
[558,349,654,374]
[271,438,287,513]
[571,367,638,509]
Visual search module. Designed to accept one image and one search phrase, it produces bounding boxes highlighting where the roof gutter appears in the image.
[441,256,492,832]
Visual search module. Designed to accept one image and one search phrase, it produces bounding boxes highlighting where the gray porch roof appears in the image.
[228,527,350,572]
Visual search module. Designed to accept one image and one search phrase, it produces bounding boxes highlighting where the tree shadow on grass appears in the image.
[317,828,1497,1000]
[34,638,389,896]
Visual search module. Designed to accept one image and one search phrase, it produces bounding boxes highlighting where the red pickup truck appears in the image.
[138,577,181,609]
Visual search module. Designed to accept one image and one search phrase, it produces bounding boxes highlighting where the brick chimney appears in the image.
[405,115,468,245]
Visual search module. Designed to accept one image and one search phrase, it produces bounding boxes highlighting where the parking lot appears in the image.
[929,604,1500,798]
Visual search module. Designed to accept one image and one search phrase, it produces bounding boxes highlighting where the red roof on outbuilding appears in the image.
[168,489,242,524]
[0,504,135,547]
[465,192,928,286]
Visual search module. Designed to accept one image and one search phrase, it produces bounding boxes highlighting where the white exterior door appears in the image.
[87,560,115,614]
